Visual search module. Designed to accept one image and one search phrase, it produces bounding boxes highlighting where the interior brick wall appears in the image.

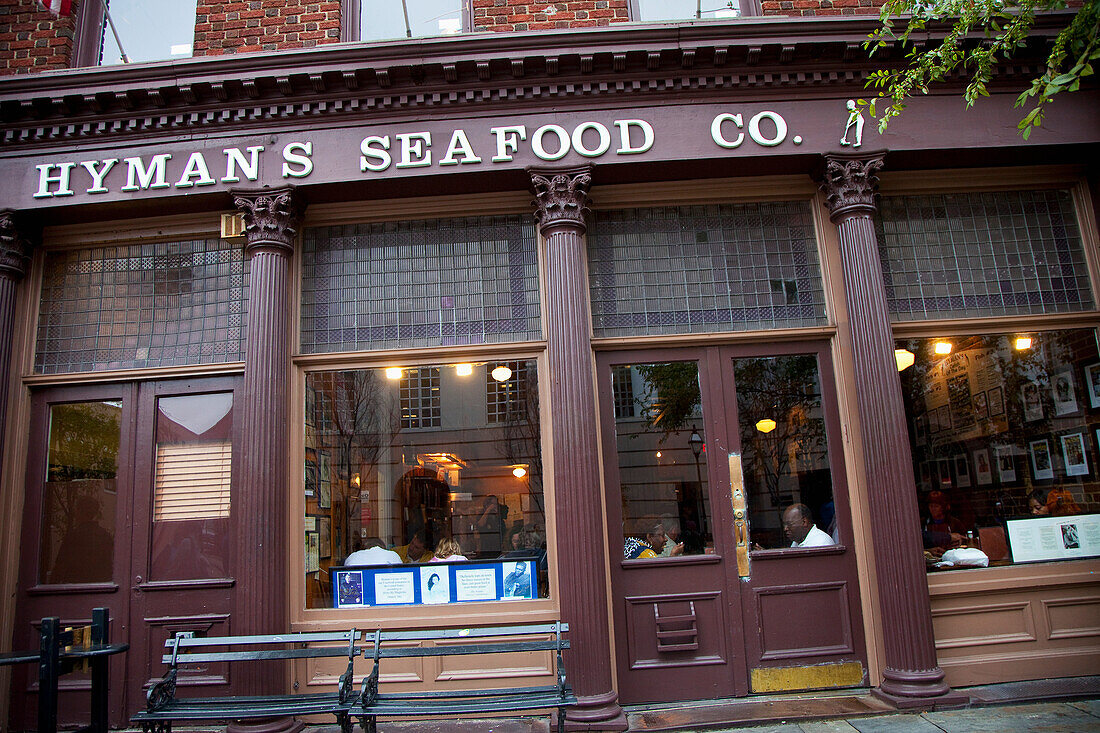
[0,0,79,76]
[194,0,341,55]
[472,0,630,32]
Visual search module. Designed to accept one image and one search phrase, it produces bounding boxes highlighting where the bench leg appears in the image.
[356,714,376,733]
[337,711,353,733]
[142,721,172,733]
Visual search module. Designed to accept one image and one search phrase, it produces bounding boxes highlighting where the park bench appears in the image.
[131,629,359,733]
[0,607,126,733]
[357,622,577,733]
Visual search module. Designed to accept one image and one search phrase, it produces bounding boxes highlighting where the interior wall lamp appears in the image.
[455,363,474,376]
[894,348,915,371]
[491,365,513,382]
[755,418,777,433]
[384,366,403,380]
[1014,336,1033,350]
[933,341,953,355]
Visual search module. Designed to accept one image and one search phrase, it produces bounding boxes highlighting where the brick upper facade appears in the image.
[0,0,883,76]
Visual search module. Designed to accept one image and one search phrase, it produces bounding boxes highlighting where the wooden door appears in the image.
[598,342,866,705]
[12,383,138,728]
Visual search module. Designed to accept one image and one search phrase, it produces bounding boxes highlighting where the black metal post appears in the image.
[90,608,110,733]
[38,617,60,733]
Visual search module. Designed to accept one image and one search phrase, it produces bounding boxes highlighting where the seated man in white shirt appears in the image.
[344,537,402,566]
[782,503,835,548]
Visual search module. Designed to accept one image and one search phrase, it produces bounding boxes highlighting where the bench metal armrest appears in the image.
[145,667,177,711]
[359,662,379,708]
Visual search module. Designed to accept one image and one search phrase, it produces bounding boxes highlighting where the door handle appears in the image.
[728,453,750,578]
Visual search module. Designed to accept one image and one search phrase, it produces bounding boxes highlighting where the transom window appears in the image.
[635,0,743,21]
[359,0,466,41]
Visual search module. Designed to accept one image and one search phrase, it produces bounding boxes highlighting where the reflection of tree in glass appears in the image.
[496,364,544,518]
[634,362,701,437]
[47,401,121,481]
[734,356,827,525]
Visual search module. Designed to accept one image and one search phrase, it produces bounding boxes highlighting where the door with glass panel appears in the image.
[598,342,865,704]
[13,384,137,728]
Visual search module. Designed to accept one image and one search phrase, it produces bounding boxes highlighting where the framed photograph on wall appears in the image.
[972,391,989,421]
[1061,433,1089,477]
[1029,439,1054,481]
[1021,381,1044,422]
[995,445,1017,483]
[1052,368,1079,415]
[954,454,971,488]
[1086,363,1100,408]
[973,448,993,485]
[305,532,320,573]
[987,386,1005,416]
[318,452,331,509]
[319,517,332,558]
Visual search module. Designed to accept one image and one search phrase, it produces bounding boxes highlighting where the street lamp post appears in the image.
[688,427,705,536]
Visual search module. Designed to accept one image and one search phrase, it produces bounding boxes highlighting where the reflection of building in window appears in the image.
[612,366,636,419]
[401,367,441,429]
[360,0,465,42]
[487,361,529,424]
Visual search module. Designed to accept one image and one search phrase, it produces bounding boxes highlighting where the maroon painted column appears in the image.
[819,153,966,709]
[230,188,303,730]
[529,167,627,731]
[0,211,31,475]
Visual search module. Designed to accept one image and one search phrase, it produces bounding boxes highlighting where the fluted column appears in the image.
[819,153,965,708]
[0,212,30,477]
[530,167,626,731]
[230,188,303,725]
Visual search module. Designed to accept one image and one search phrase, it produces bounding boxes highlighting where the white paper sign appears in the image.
[374,572,416,604]
[454,568,497,601]
[1006,514,1100,563]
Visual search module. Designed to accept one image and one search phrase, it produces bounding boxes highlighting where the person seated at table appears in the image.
[922,490,965,555]
[392,530,433,563]
[625,516,682,559]
[1029,487,1082,517]
[783,503,836,548]
[431,537,467,562]
[657,514,685,557]
[344,537,402,566]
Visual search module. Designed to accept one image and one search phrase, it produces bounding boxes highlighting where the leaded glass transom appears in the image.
[876,190,1093,321]
[35,239,248,374]
[301,216,540,353]
[588,202,826,337]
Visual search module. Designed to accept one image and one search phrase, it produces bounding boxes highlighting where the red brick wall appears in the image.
[194,0,341,56]
[762,0,882,16]
[472,0,631,32]
[0,0,79,76]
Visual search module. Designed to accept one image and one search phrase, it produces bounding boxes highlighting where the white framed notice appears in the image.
[1030,439,1054,481]
[995,445,1017,483]
[454,567,497,602]
[1061,433,1089,477]
[954,454,971,488]
[1006,514,1100,563]
[1086,363,1100,408]
[1052,368,1078,415]
[973,448,992,485]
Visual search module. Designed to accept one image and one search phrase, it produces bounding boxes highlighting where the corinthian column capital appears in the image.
[529,166,592,235]
[232,187,304,256]
[819,151,886,222]
[0,210,32,281]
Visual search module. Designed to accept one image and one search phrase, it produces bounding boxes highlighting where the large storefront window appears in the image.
[897,329,1100,571]
[304,359,546,608]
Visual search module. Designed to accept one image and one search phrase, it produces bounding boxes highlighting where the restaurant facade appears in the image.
[1,1,1098,730]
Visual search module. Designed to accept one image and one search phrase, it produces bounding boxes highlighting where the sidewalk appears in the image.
[706,700,1100,732]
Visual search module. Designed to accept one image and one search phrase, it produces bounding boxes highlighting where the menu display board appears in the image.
[1005,514,1100,564]
[332,559,538,608]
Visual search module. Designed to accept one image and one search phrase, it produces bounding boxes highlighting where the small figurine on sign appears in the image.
[840,99,864,148]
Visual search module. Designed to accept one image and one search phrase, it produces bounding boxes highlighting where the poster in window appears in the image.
[1051,368,1079,415]
[1086,363,1100,408]
[936,457,952,489]
[319,517,331,558]
[337,570,363,605]
[954,454,971,488]
[1061,433,1089,477]
[1021,381,1044,422]
[305,532,320,573]
[304,447,317,497]
[995,445,1017,483]
[420,568,450,604]
[1006,514,1100,563]
[503,560,534,599]
[914,414,928,447]
[972,391,989,421]
[973,448,993,485]
[1029,439,1054,481]
[318,452,331,509]
[987,386,1005,416]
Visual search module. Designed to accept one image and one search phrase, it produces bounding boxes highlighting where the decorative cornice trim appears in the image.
[232,187,303,255]
[819,151,886,221]
[0,209,32,280]
[530,166,593,234]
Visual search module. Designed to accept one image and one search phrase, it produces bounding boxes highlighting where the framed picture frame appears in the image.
[1086,363,1100,409]
[1061,433,1089,477]
[305,532,320,573]
[954,454,971,488]
[319,517,332,558]
[1021,381,1044,422]
[987,386,1005,416]
[1029,439,1054,481]
[972,391,989,421]
[318,452,331,509]
[973,448,993,485]
[1051,368,1079,416]
[995,445,1016,483]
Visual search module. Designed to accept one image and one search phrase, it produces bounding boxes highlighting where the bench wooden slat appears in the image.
[366,691,577,715]
[374,623,567,642]
[162,646,357,664]
[373,639,562,659]
[372,684,562,700]
[165,631,356,648]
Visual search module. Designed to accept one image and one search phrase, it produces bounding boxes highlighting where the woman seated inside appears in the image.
[923,490,965,556]
[431,537,467,562]
[1029,487,1083,517]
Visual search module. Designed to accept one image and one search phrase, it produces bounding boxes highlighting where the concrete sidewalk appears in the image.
[708,700,1100,732]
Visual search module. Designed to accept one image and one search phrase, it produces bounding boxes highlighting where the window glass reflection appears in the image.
[39,402,121,584]
[100,0,198,65]
[304,360,546,607]
[361,0,463,41]
[636,0,741,21]
[612,362,712,559]
[734,355,837,549]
